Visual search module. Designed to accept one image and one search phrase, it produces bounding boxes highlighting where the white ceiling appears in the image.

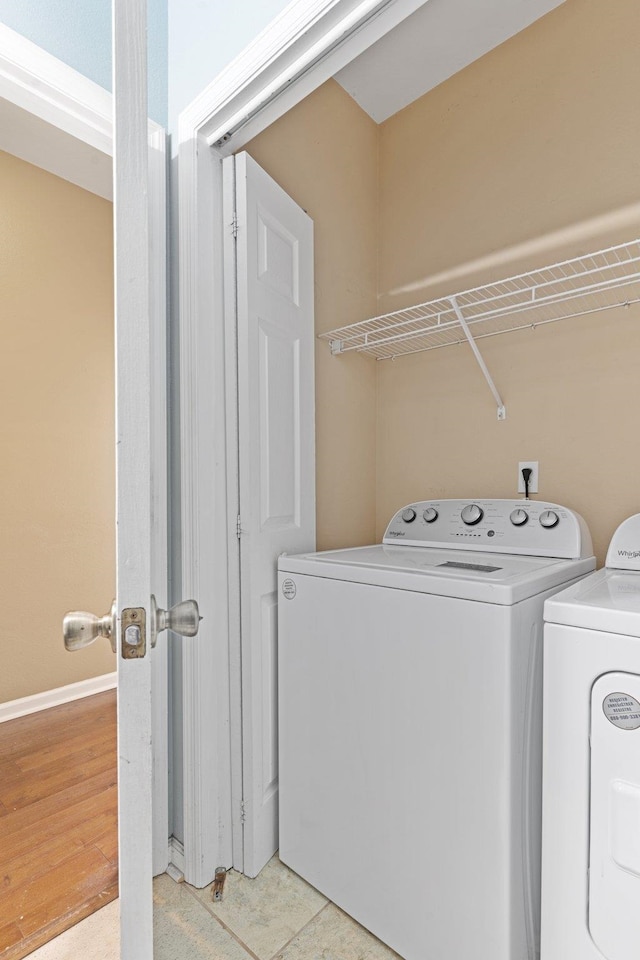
[334,0,566,124]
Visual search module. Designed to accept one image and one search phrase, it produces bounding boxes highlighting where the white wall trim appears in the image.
[179,0,425,154]
[177,0,423,885]
[221,157,245,872]
[0,22,113,198]
[0,673,117,724]
[0,22,112,153]
[178,136,234,888]
[0,22,164,200]
[168,837,186,876]
[149,122,170,879]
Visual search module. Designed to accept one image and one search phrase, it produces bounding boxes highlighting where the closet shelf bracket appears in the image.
[449,296,506,421]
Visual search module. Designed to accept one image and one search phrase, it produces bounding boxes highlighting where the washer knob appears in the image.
[401,507,417,523]
[461,504,484,526]
[423,507,438,523]
[510,508,529,527]
[540,510,559,529]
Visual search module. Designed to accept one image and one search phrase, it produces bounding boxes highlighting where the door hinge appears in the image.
[230,213,238,239]
[236,515,242,539]
[240,799,247,823]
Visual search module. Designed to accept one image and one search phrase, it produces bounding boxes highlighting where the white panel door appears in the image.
[233,151,315,878]
[114,2,164,956]
[60,2,172,956]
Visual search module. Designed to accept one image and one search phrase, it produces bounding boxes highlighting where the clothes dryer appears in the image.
[542,513,640,960]
[278,499,594,960]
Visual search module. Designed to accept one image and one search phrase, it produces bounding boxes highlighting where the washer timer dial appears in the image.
[461,504,484,526]
[510,508,529,527]
[539,510,560,529]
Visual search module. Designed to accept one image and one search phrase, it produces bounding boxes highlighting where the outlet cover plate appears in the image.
[518,461,539,494]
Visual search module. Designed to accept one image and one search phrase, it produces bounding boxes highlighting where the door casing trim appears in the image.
[176,0,427,885]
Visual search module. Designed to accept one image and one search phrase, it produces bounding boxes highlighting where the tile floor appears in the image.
[28,855,401,960]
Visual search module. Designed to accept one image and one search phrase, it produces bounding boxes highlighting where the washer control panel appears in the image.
[383,499,592,559]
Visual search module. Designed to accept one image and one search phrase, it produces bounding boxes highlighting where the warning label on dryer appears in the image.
[602,692,640,730]
[281,578,297,600]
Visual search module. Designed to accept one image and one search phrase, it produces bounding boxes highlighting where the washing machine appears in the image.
[277,499,594,960]
[541,513,640,960]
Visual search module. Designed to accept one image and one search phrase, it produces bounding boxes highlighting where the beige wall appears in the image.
[232,0,640,565]
[246,80,379,550]
[376,0,640,564]
[0,151,116,703]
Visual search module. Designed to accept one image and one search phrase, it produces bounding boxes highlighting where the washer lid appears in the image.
[545,568,640,636]
[279,544,595,605]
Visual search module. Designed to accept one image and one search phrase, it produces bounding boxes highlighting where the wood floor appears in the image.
[0,690,118,960]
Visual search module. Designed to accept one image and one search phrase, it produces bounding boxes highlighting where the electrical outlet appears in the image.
[518,461,539,495]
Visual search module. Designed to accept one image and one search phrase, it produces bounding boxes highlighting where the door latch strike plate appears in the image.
[121,607,147,659]
[212,867,227,902]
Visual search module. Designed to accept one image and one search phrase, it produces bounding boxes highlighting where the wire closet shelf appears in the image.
[320,239,640,361]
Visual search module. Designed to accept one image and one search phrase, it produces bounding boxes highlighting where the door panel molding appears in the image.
[260,592,279,802]
[257,208,301,303]
[258,321,301,530]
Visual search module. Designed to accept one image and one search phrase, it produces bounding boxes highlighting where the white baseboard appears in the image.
[0,672,117,723]
[168,837,186,880]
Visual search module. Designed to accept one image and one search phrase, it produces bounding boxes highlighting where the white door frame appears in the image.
[176,0,428,884]
[0,23,170,876]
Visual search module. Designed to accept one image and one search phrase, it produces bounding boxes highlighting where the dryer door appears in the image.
[589,671,640,959]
